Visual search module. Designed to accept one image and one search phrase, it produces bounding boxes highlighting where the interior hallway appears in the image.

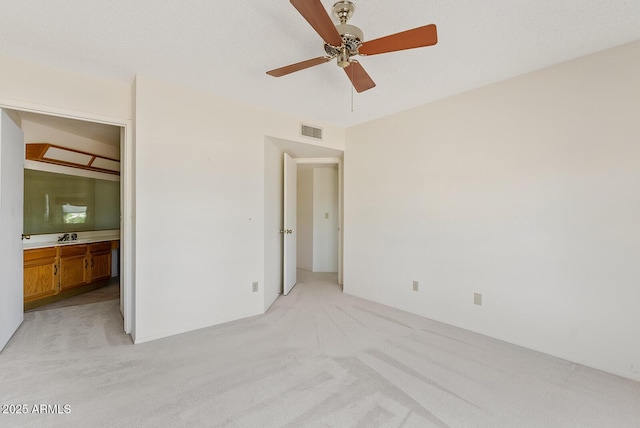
[1,271,638,427]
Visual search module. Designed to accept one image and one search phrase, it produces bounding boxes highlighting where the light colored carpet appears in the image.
[1,270,638,427]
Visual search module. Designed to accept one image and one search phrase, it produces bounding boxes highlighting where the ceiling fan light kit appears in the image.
[267,0,438,93]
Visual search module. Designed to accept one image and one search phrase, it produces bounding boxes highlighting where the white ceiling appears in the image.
[1,1,639,128]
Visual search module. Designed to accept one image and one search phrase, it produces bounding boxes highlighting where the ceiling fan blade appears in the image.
[359,24,438,56]
[344,60,376,93]
[290,0,343,47]
[267,56,331,77]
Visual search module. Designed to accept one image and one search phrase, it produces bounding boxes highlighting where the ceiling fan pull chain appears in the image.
[351,71,354,112]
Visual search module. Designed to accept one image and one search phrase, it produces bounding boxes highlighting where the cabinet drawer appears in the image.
[59,244,88,257]
[24,247,57,263]
[89,242,111,253]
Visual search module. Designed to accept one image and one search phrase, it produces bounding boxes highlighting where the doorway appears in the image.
[264,136,343,310]
[0,103,133,338]
[283,157,342,296]
[296,162,340,273]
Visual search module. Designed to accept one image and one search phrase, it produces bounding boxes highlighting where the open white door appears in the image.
[0,110,24,351]
[283,153,297,295]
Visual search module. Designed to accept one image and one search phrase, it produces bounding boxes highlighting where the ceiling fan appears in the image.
[266,0,438,93]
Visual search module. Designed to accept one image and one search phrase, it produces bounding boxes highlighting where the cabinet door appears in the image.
[89,242,111,282]
[59,245,88,290]
[23,247,58,302]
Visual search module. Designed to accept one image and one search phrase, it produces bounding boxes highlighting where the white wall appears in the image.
[134,76,345,342]
[313,167,338,272]
[0,56,132,120]
[297,166,314,271]
[344,40,640,381]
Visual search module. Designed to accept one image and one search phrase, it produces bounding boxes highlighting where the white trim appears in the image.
[295,157,341,165]
[0,97,135,338]
[338,157,343,285]
[0,97,128,126]
[120,122,134,335]
[292,156,343,285]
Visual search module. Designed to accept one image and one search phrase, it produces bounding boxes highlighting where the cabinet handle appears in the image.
[91,259,94,268]
[85,259,88,269]
[54,264,58,275]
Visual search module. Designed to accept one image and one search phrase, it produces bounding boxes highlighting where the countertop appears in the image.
[23,230,120,250]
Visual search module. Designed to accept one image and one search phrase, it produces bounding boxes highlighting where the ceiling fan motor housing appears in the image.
[324,1,363,64]
[337,23,363,53]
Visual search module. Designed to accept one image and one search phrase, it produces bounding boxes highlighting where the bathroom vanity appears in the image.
[23,232,119,310]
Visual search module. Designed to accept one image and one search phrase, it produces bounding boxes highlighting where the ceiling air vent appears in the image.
[301,124,323,140]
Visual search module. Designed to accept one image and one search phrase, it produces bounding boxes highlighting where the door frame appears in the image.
[293,157,343,285]
[0,97,134,335]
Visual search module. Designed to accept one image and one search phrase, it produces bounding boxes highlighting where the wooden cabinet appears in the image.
[23,239,117,308]
[88,242,112,282]
[59,244,89,291]
[23,247,58,302]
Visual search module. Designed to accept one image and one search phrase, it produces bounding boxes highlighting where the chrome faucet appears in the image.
[58,233,70,242]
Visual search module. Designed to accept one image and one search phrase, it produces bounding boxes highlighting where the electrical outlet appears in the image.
[412,281,419,292]
[252,282,259,292]
[474,292,482,305]
[325,212,329,219]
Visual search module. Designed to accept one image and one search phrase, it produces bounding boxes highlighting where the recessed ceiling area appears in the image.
[1,1,639,127]
[13,110,121,147]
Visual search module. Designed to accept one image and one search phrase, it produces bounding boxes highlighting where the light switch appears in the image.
[325,213,329,219]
